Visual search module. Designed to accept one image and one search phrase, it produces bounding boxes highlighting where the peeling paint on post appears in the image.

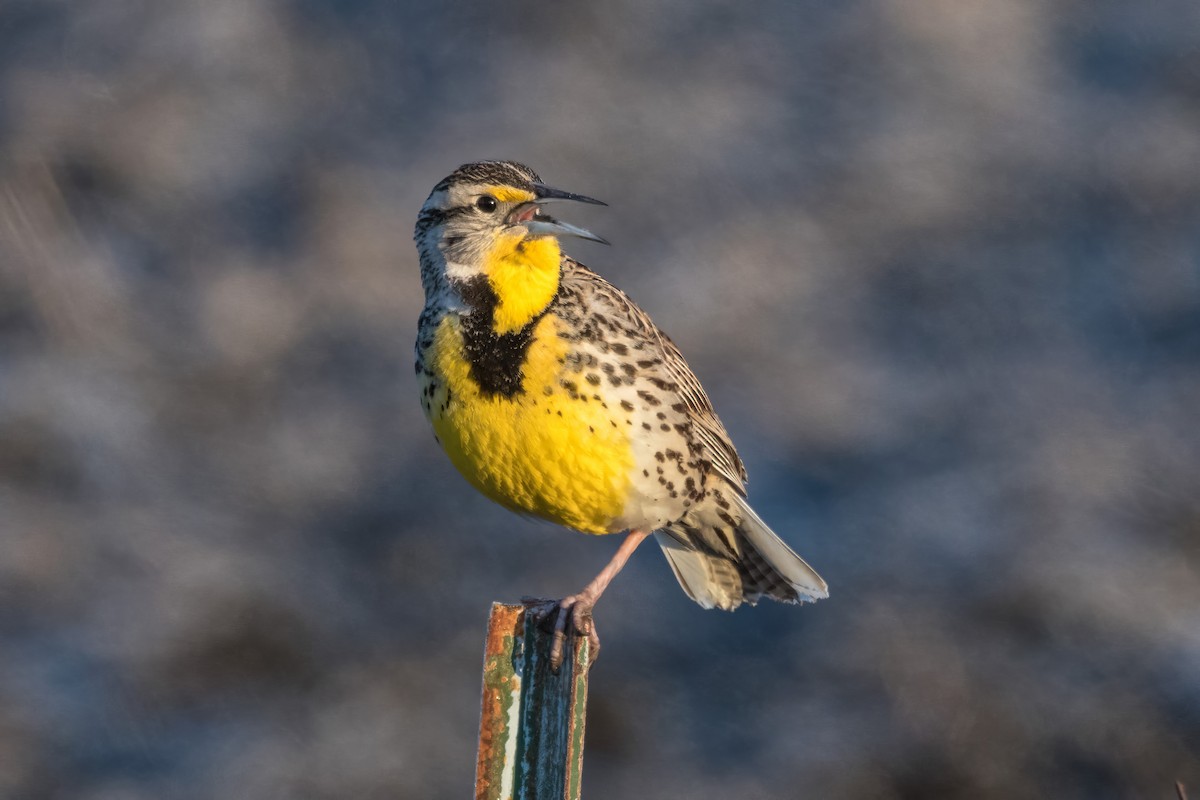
[476,604,525,800]
[475,602,591,800]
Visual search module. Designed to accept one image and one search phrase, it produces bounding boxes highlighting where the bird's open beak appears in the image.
[508,182,609,245]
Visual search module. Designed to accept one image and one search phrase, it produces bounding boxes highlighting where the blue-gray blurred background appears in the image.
[2,2,1199,798]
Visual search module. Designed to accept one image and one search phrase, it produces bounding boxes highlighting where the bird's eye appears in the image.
[475,195,498,213]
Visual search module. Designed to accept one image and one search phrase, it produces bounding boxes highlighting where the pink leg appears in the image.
[550,529,651,672]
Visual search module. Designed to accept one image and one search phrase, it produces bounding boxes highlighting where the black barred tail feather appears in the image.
[654,495,828,611]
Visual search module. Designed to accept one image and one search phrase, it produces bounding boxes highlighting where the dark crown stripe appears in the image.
[434,160,542,192]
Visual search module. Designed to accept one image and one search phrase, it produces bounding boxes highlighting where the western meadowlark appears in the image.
[414,160,827,668]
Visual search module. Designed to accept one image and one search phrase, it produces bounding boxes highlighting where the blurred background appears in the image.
[2,1,1198,797]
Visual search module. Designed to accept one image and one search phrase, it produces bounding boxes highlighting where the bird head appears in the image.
[414,160,607,332]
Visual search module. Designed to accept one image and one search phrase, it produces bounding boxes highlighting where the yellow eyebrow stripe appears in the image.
[485,185,536,204]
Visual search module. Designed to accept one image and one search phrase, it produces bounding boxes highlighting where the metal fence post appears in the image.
[475,602,591,800]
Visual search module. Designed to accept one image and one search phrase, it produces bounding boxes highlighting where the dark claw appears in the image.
[550,629,567,672]
[550,601,572,673]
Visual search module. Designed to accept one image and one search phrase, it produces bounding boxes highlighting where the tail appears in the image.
[655,494,828,611]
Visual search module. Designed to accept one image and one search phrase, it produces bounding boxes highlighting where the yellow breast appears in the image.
[425,313,634,534]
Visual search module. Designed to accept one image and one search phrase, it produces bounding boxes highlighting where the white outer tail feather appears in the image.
[655,532,730,610]
[733,495,828,600]
[654,495,828,610]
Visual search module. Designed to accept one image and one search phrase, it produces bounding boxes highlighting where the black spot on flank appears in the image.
[586,373,601,386]
[655,452,665,462]
[602,363,615,373]
[611,343,628,355]
[660,423,671,431]
[642,423,652,430]
[671,403,687,413]
[561,380,578,393]
[413,362,421,374]
[620,400,634,412]
[636,359,660,368]
[589,426,594,433]
[637,391,661,407]
[656,412,666,420]
[607,374,623,387]
[621,363,636,376]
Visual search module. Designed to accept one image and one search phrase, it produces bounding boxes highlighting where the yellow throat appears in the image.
[483,230,561,334]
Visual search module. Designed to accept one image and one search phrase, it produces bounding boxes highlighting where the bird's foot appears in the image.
[549,593,600,674]
[519,596,599,673]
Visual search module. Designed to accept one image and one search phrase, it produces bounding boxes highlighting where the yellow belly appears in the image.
[425,314,633,534]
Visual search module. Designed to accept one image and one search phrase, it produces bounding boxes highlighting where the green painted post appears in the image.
[475,602,591,800]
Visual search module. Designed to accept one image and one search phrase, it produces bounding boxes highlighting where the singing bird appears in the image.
[414,161,827,668]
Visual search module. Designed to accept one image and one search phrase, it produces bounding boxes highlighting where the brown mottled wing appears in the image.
[653,326,749,493]
[560,258,749,494]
